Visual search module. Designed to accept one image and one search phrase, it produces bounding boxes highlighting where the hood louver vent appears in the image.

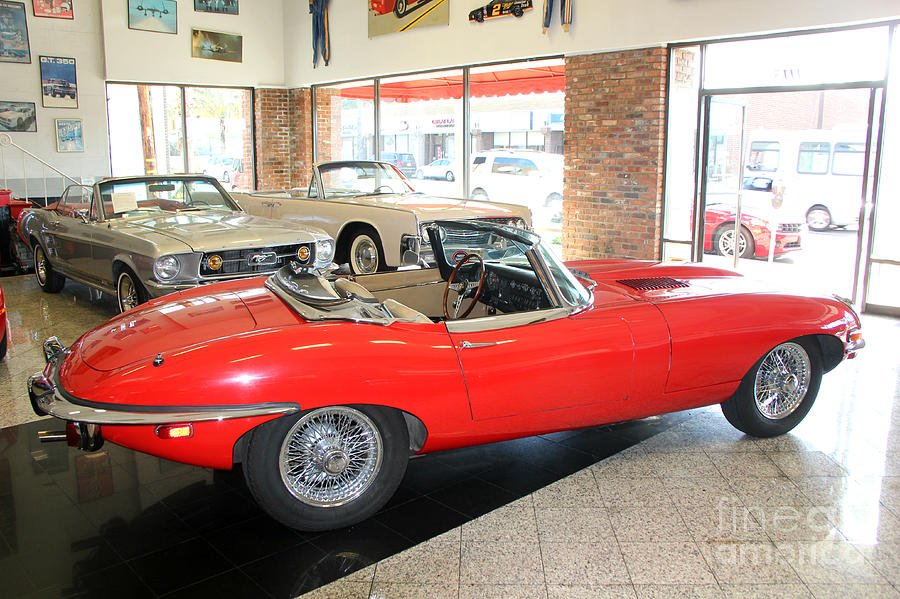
[617,277,689,291]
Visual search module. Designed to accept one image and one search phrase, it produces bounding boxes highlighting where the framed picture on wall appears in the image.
[194,0,237,15]
[0,1,31,63]
[191,28,242,63]
[127,0,177,34]
[32,0,73,19]
[39,55,78,108]
[0,101,37,132]
[55,118,83,152]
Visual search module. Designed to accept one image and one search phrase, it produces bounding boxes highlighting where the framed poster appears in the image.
[55,118,83,152]
[32,0,73,19]
[191,28,241,63]
[0,101,36,132]
[0,1,30,63]
[127,0,176,34]
[194,0,237,15]
[368,0,449,38]
[39,55,77,108]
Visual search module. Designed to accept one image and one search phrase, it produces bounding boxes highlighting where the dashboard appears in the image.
[479,263,551,313]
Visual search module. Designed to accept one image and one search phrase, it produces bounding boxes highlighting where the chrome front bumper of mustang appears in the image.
[28,337,301,427]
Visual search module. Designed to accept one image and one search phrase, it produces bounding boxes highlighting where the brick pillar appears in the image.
[563,48,667,261]
[289,87,313,187]
[254,88,292,190]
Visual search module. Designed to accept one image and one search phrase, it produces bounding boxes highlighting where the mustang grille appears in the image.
[200,244,311,277]
[617,277,689,291]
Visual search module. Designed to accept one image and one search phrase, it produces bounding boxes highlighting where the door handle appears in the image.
[460,341,498,349]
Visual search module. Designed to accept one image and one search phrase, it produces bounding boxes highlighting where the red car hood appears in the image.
[567,259,760,304]
[79,289,260,372]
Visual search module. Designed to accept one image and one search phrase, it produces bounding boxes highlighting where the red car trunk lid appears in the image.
[79,291,257,371]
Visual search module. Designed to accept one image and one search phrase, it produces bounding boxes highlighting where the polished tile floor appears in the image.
[2,273,899,598]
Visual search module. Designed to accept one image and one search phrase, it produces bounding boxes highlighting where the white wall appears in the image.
[100,0,284,87]
[284,0,900,87]
[0,0,111,193]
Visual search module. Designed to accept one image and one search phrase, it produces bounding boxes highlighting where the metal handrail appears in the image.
[0,132,81,204]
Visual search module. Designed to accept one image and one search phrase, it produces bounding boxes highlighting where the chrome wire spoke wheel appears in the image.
[753,342,811,420]
[279,407,383,508]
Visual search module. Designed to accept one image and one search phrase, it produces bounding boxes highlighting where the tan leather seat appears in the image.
[382,299,432,324]
[334,278,376,300]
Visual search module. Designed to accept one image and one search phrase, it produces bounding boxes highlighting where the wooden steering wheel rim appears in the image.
[442,252,485,320]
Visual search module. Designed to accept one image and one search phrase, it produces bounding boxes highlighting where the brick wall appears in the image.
[289,87,314,186]
[254,88,292,190]
[563,48,667,261]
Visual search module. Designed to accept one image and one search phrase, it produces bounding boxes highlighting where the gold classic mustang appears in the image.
[17,175,335,312]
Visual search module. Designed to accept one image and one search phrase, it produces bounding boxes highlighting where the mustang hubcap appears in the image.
[119,276,137,311]
[754,342,811,420]
[279,407,382,507]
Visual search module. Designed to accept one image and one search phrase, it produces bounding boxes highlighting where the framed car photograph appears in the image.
[32,0,73,19]
[194,0,237,15]
[39,55,77,108]
[127,0,176,34]
[191,28,242,63]
[0,0,31,63]
[55,118,83,152]
[0,100,36,132]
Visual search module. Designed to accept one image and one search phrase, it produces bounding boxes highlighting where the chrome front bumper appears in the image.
[28,336,301,426]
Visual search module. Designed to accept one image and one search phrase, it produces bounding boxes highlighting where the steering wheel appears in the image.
[442,252,485,320]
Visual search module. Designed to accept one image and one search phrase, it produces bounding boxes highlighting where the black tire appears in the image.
[243,404,409,531]
[346,228,385,275]
[0,327,7,360]
[394,0,406,17]
[471,188,489,201]
[445,171,455,182]
[116,268,148,313]
[475,11,484,22]
[34,244,65,293]
[415,169,424,179]
[222,171,231,183]
[721,338,823,438]
[512,5,524,16]
[712,224,755,259]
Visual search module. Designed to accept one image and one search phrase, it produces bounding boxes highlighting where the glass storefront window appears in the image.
[107,84,253,190]
[314,80,375,162]
[185,87,254,191]
[469,58,565,249]
[379,69,464,197]
[704,27,891,90]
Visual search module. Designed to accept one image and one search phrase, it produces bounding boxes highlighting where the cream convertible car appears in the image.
[234,160,532,275]
[17,175,335,312]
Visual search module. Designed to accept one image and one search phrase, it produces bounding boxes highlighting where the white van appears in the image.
[743,129,866,230]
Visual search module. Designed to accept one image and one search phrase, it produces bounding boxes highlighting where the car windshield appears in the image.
[316,162,415,199]
[434,221,592,308]
[98,178,235,219]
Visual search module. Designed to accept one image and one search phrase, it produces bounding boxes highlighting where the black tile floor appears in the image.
[0,413,690,598]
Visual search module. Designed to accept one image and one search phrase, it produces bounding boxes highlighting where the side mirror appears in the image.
[73,209,91,223]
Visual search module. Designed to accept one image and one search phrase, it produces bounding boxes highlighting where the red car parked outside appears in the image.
[704,205,803,259]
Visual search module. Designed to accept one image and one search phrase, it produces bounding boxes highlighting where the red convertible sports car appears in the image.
[28,221,863,531]
[370,0,429,17]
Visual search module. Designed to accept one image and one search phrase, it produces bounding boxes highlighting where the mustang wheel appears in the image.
[244,405,409,531]
[348,231,383,275]
[713,224,754,259]
[116,269,147,313]
[721,339,823,437]
[34,244,65,293]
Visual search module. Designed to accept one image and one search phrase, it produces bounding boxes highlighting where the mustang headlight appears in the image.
[315,239,335,267]
[153,255,180,281]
